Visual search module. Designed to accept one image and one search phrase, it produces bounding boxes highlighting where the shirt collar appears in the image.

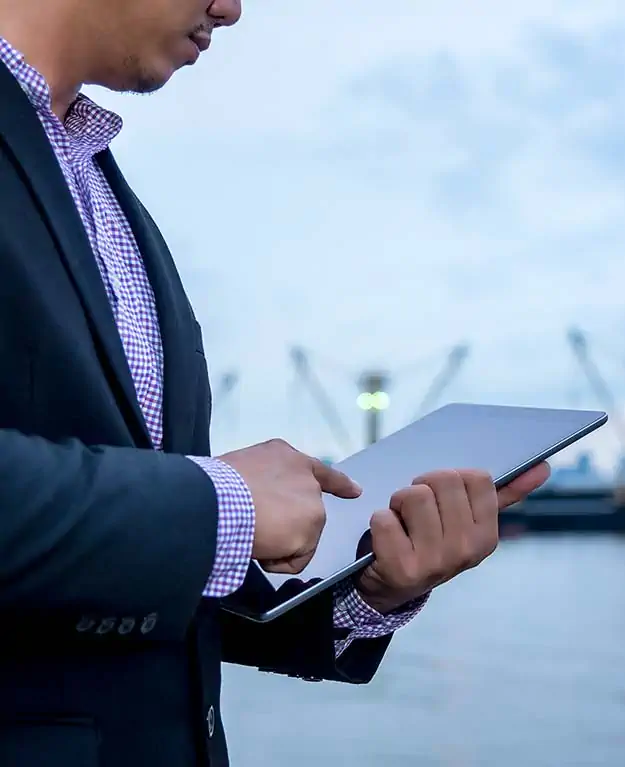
[0,35,123,154]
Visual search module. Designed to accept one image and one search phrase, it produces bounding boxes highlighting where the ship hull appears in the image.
[500,489,625,535]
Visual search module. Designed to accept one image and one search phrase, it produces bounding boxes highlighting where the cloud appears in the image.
[87,0,625,470]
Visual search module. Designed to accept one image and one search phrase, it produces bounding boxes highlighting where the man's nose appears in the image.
[208,0,242,27]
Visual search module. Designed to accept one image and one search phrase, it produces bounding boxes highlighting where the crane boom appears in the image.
[289,347,353,454]
[415,343,470,418]
[567,327,625,448]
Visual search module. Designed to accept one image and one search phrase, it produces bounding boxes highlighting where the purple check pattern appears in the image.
[0,36,426,657]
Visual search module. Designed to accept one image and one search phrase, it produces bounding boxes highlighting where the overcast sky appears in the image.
[89,0,625,474]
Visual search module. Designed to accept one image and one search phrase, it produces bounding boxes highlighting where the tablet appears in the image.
[222,403,607,623]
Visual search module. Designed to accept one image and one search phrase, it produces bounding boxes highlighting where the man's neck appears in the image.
[0,1,86,118]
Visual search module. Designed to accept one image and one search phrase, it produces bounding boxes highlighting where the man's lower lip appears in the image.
[190,32,211,52]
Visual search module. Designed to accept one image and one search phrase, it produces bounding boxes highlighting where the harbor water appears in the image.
[222,535,625,767]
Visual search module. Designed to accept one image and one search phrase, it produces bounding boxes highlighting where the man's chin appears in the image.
[127,71,172,96]
[131,80,169,96]
[102,65,175,97]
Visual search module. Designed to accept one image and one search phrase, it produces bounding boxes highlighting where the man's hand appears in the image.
[219,439,361,574]
[356,462,550,614]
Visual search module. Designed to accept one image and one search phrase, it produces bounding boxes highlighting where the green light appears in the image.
[374,391,390,410]
[357,393,372,410]
[357,391,390,411]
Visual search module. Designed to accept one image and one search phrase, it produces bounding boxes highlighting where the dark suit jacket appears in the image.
[0,60,393,766]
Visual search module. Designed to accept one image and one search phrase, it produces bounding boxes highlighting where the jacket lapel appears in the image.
[0,60,152,448]
[97,150,199,454]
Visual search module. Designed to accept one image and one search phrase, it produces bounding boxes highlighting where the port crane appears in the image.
[288,342,470,455]
[566,326,625,500]
[566,327,625,449]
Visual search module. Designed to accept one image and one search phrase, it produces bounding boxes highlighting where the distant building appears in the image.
[547,452,607,490]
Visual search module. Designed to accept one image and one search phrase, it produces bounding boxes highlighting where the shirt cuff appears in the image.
[333,580,430,657]
[186,456,255,598]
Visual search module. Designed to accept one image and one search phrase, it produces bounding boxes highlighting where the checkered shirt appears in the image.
[0,36,426,656]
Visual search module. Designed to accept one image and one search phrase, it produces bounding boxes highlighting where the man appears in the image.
[0,1,548,765]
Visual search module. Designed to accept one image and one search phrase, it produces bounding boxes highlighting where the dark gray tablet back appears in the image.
[266,403,607,589]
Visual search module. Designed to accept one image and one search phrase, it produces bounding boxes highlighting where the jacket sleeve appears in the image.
[0,428,218,641]
[218,564,393,685]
